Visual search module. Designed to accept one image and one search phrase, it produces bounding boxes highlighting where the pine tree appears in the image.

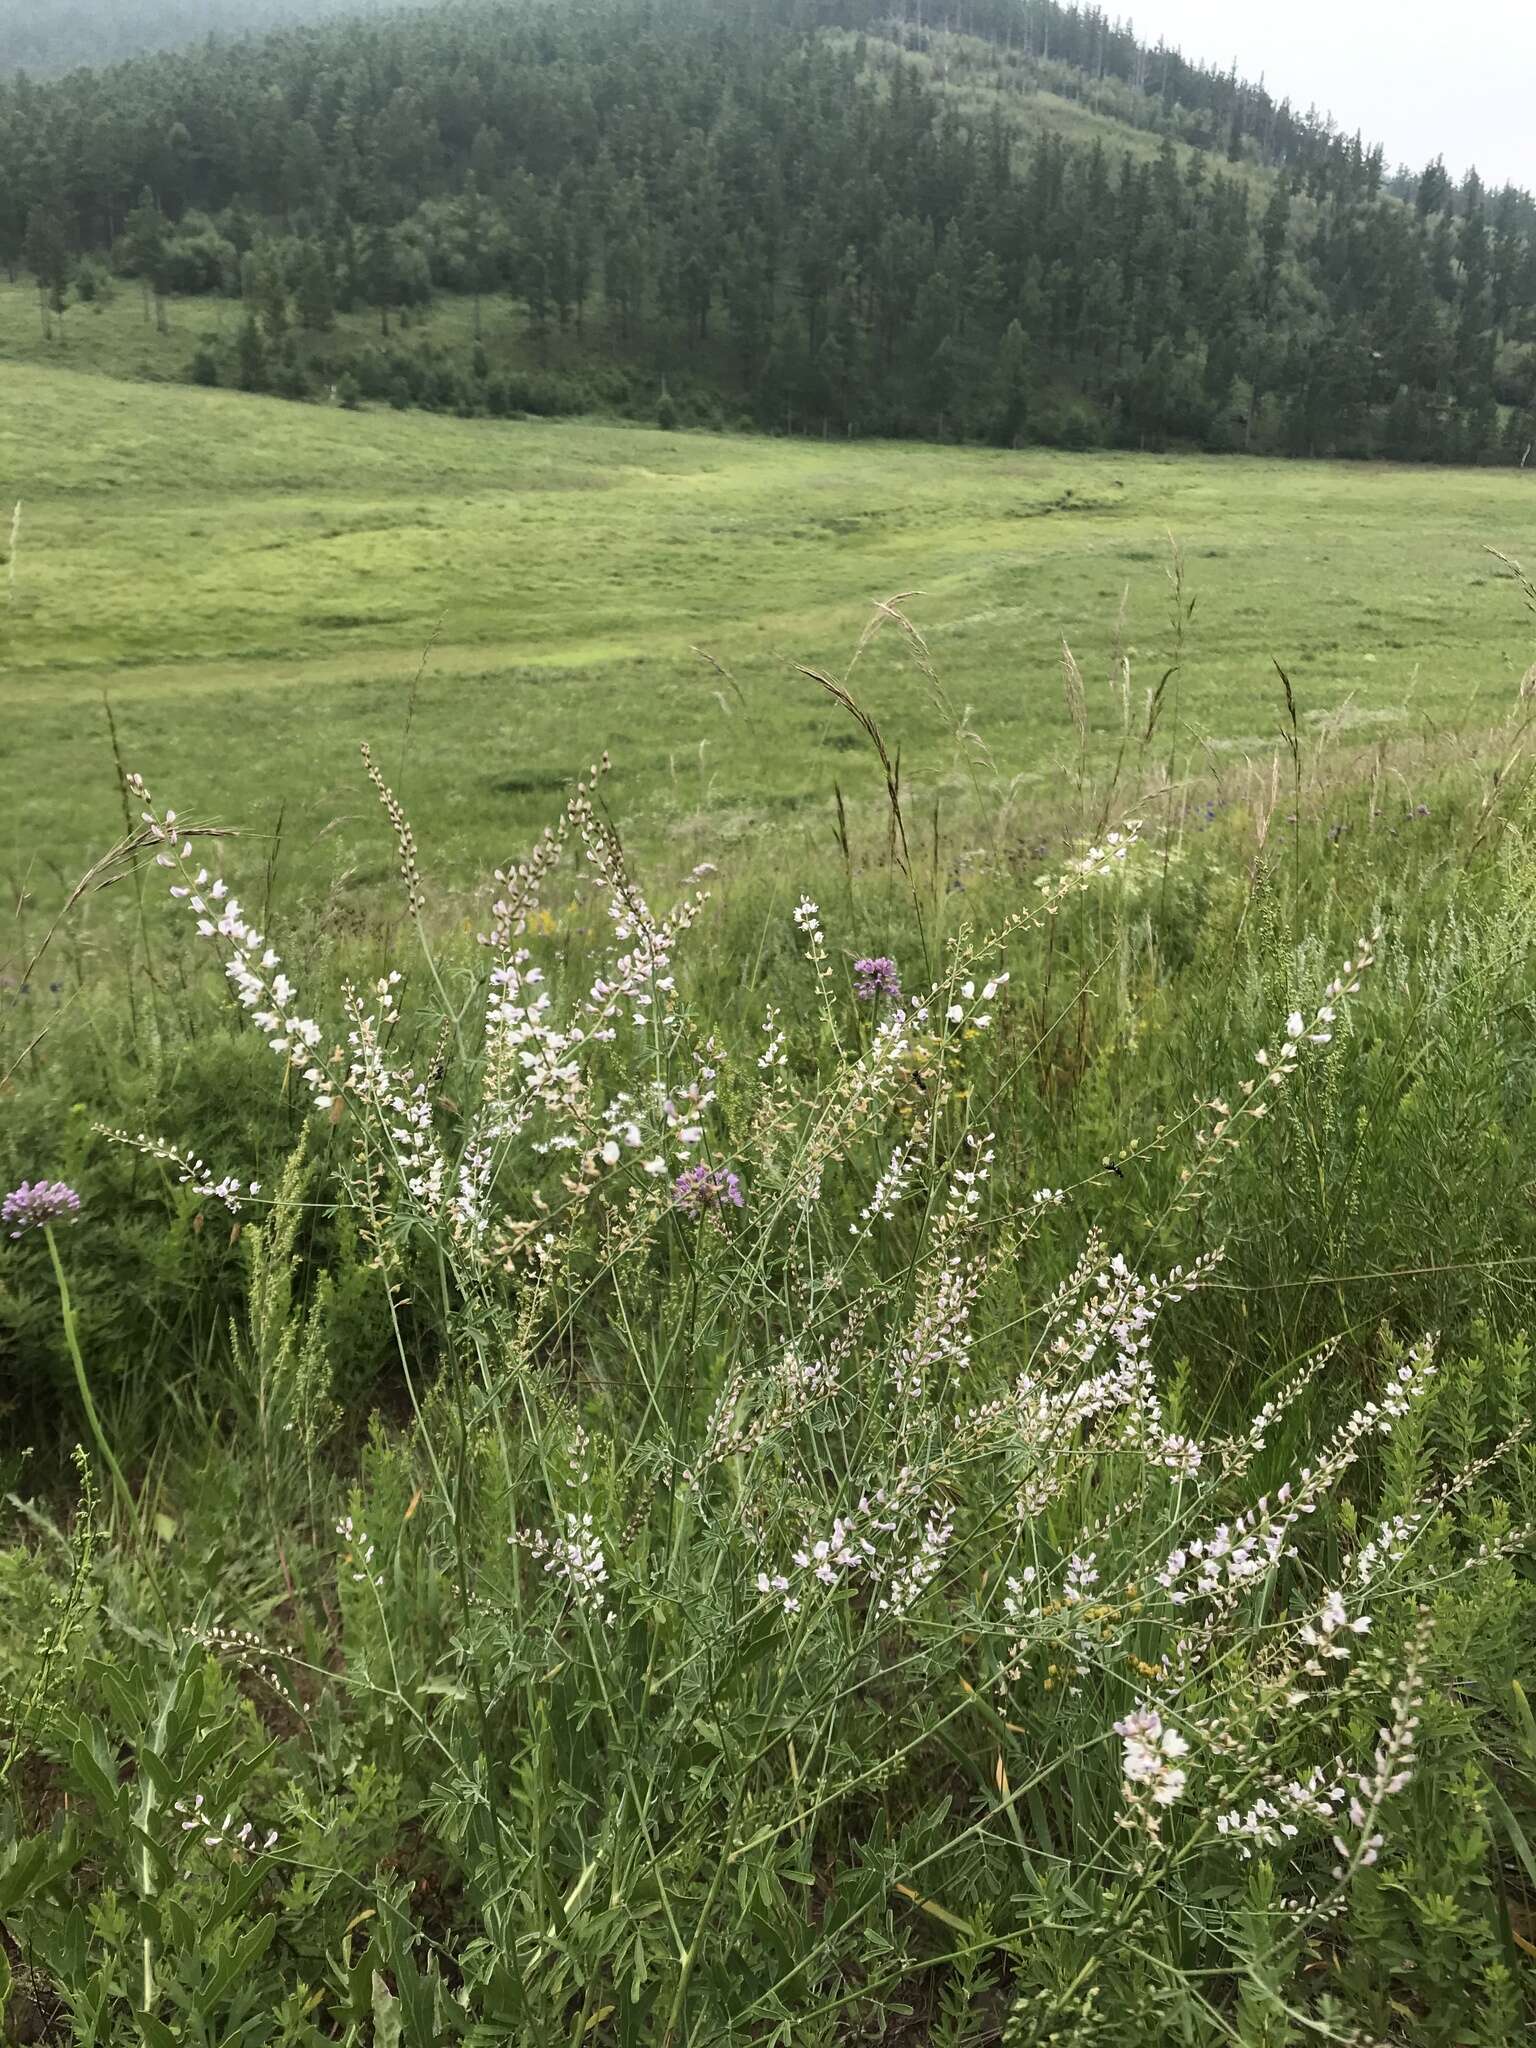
[122,188,169,330]
[236,309,268,391]
[989,318,1029,446]
[460,174,493,338]
[295,244,336,333]
[1259,182,1289,314]
[281,119,325,221]
[23,202,70,339]
[724,226,772,377]
[1416,157,1451,219]
[364,222,398,336]
[243,242,290,344]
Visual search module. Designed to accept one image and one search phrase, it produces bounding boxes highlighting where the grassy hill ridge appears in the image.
[4,0,1534,461]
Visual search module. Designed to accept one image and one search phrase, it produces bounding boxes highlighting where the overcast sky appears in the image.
[1132,0,1534,190]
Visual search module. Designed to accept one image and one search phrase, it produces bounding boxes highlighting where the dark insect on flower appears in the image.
[853,955,901,1002]
[672,1164,744,1217]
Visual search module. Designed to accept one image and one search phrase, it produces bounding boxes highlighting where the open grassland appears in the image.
[5,2,1536,2032]
[2,341,1534,906]
[4,730,1536,2043]
[5,343,1536,2044]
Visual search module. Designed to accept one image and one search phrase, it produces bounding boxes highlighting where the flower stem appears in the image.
[44,1224,172,1637]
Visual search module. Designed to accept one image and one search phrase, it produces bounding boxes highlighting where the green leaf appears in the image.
[0,1839,46,1915]
[69,1734,122,1818]
[209,1855,274,1934]
[371,1970,403,2048]
[1510,1678,1536,1764]
[346,1936,381,2019]
[203,1911,277,2012]
[137,1745,180,1802]
[60,1904,88,1981]
[127,1824,176,1891]
[164,1665,206,1759]
[0,1831,79,1913]
[88,1660,148,1735]
[1487,1779,1536,1892]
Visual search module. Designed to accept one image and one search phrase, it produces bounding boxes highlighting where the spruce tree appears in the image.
[23,202,70,339]
[236,309,268,391]
[990,318,1029,446]
[295,244,336,332]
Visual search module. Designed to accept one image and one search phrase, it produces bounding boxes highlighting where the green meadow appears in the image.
[7,292,1536,2048]
[10,0,1536,2028]
[2,285,1534,890]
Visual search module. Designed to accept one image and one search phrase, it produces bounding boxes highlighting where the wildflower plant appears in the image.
[2,1178,81,1235]
[3,753,1532,2046]
[852,953,902,1002]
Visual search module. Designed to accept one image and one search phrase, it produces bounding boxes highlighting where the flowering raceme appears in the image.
[672,1163,744,1216]
[513,1513,614,1622]
[173,1794,279,1857]
[1114,1704,1191,1808]
[93,1129,259,1215]
[120,745,1496,2015]
[852,955,901,1002]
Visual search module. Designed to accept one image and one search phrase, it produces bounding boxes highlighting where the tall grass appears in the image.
[2,665,1536,2043]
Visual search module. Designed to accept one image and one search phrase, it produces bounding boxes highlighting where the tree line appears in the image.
[6,0,1535,462]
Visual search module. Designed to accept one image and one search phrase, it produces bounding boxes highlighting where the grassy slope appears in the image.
[0,273,647,394]
[853,28,1301,202]
[3,336,1534,908]
[2,72,1536,2026]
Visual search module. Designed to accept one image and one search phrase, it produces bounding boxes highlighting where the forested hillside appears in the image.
[5,0,1535,460]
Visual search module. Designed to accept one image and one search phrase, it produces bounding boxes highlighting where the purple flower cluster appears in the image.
[3,1180,81,1237]
[671,1164,744,1217]
[853,955,901,1002]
